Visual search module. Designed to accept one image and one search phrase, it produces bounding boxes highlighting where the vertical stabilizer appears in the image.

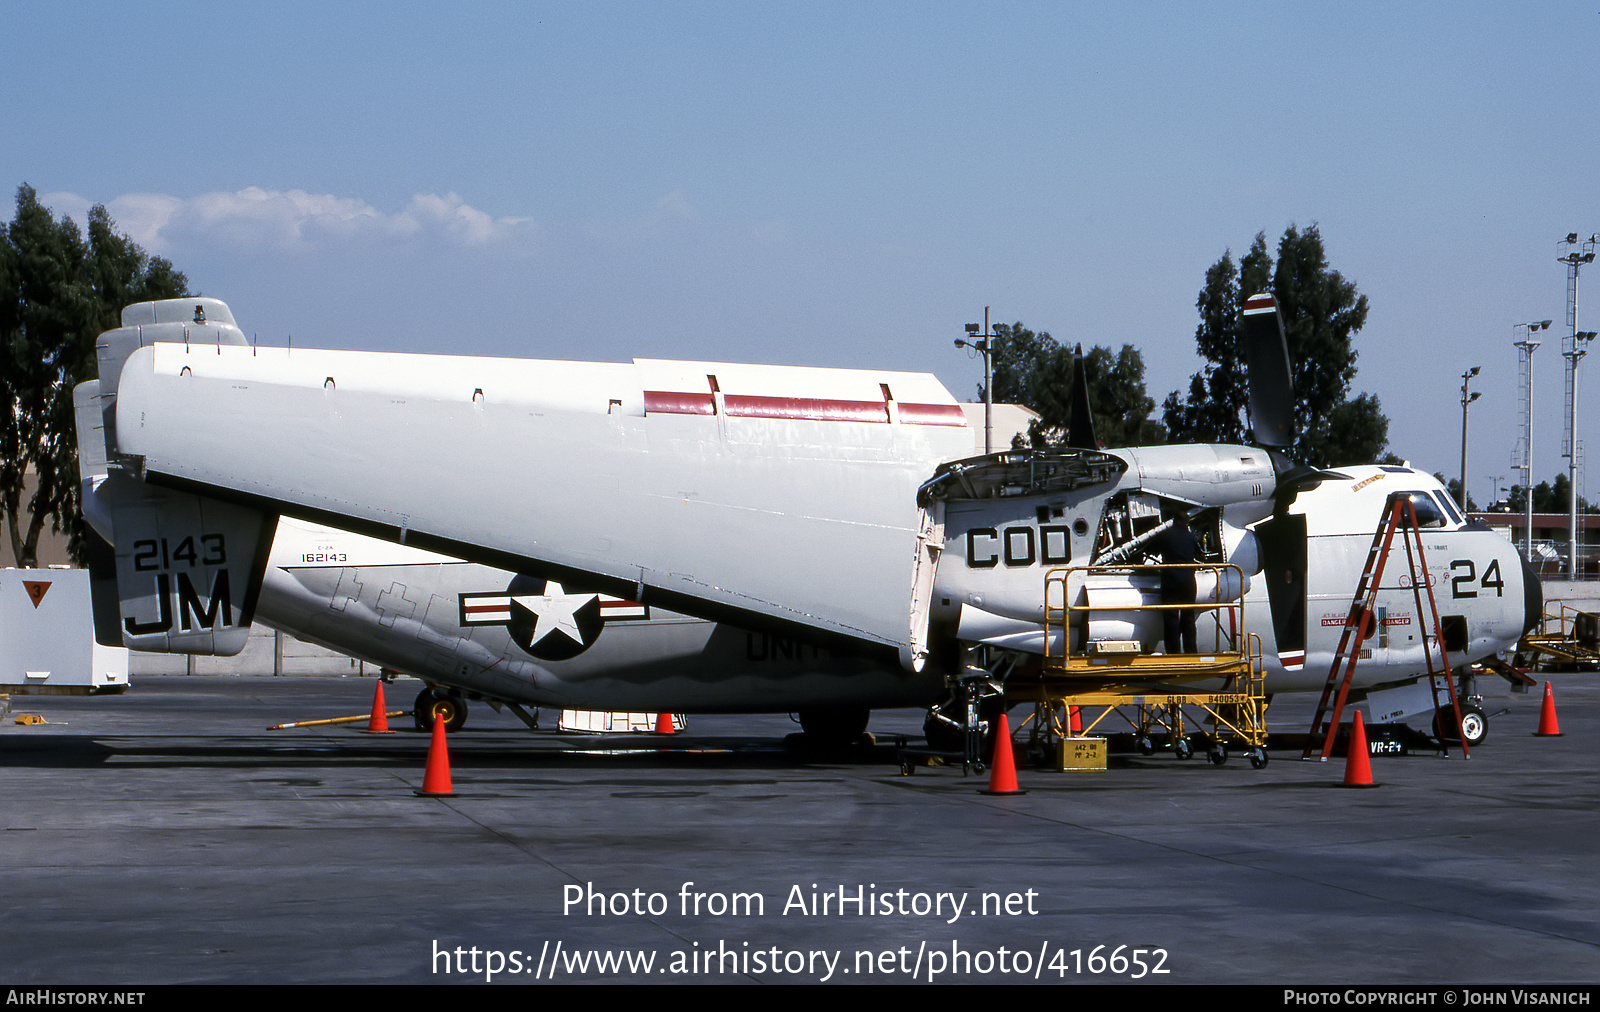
[85,301,276,655]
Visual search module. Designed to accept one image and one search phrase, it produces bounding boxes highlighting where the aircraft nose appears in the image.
[1521,552,1543,636]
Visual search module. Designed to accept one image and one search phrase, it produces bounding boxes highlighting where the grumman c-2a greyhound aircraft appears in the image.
[81,296,1540,748]
[76,393,916,736]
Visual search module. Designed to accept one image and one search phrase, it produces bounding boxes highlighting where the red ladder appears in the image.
[1302,491,1467,760]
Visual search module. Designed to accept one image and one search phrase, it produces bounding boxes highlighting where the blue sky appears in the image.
[6,2,1599,505]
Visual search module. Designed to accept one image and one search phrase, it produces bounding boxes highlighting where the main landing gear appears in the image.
[414,687,468,733]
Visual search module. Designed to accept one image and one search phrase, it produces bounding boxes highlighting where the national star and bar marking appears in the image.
[460,585,648,645]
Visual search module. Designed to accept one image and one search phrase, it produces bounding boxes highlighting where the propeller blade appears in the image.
[1241,293,1294,450]
[1069,343,1098,449]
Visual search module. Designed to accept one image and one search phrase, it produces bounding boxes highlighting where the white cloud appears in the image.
[41,187,532,253]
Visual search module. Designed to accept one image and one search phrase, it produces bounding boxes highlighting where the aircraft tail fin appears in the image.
[73,381,124,647]
[82,302,276,655]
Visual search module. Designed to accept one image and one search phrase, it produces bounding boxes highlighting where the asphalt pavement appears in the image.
[2,672,1596,985]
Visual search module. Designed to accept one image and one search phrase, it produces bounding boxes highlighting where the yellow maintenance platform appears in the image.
[1011,563,1268,768]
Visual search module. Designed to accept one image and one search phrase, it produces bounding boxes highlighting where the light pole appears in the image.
[1560,231,1600,574]
[1459,366,1480,511]
[955,307,994,454]
[1514,320,1551,560]
[1564,328,1596,573]
[1485,474,1506,509]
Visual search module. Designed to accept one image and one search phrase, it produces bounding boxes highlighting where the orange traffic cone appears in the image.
[416,715,455,796]
[980,712,1026,795]
[655,712,675,735]
[1535,682,1564,737]
[1341,710,1378,788]
[1069,705,1082,735]
[360,681,395,734]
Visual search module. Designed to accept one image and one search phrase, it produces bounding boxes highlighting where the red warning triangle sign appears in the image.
[23,580,51,609]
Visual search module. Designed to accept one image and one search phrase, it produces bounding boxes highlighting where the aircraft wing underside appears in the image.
[111,343,973,659]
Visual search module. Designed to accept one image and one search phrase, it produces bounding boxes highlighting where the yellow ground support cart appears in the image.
[1518,602,1600,671]
[1013,562,1268,768]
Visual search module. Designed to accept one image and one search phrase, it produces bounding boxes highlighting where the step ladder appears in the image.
[1302,491,1467,760]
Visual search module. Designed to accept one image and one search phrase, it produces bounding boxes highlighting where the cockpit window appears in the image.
[1400,492,1447,529]
[1430,491,1465,526]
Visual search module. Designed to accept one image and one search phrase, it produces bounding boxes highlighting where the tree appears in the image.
[1507,474,1598,515]
[1079,344,1163,447]
[1163,224,1390,467]
[984,322,1161,448]
[1160,233,1271,446]
[986,322,1074,439]
[1,184,188,566]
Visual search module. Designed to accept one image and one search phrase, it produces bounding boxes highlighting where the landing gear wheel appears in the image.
[1247,747,1269,769]
[1207,744,1228,766]
[1434,703,1488,747]
[1173,737,1192,761]
[415,689,468,733]
[1457,704,1488,747]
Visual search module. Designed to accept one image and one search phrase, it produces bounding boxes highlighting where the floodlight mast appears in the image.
[1559,234,1598,574]
[955,307,993,454]
[1459,366,1481,511]
[1514,319,1551,561]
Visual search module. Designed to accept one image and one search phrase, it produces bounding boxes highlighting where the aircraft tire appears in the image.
[1433,703,1487,747]
[415,689,468,734]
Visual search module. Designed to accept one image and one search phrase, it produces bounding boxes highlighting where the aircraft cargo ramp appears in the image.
[1020,563,1269,768]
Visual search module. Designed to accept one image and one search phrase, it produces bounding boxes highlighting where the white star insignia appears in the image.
[512,582,594,646]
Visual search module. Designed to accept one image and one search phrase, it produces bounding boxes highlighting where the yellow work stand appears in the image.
[1019,564,1269,768]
